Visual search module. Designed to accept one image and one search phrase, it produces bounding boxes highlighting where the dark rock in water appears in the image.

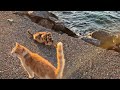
[48,12,59,20]
[62,11,73,15]
[13,11,78,38]
[53,23,79,38]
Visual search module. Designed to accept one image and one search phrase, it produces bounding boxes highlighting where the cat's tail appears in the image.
[27,29,33,38]
[56,42,65,79]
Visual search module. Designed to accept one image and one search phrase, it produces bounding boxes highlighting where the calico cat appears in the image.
[11,42,65,79]
[27,30,54,46]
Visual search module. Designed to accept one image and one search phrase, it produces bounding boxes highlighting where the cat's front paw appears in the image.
[28,77,34,79]
[28,75,34,79]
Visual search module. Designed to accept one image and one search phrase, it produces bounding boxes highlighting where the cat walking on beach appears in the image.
[11,42,65,79]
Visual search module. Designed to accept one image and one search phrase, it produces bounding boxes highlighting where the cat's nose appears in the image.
[11,50,13,54]
[10,51,17,58]
[11,51,13,56]
[11,50,15,56]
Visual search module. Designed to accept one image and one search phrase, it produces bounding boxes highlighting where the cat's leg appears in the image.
[20,60,34,79]
[25,67,34,79]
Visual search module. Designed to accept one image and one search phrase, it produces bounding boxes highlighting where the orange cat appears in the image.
[11,42,65,79]
[27,30,54,46]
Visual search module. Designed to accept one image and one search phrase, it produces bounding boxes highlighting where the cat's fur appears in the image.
[11,42,65,79]
[27,30,54,46]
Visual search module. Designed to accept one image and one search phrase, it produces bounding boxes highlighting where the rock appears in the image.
[14,11,52,19]
[13,11,78,38]
[91,30,117,45]
[81,37,101,46]
[82,30,120,52]
[48,12,59,20]
[7,18,14,25]
[112,31,120,45]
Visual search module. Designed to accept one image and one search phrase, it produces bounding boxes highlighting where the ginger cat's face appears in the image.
[11,42,25,57]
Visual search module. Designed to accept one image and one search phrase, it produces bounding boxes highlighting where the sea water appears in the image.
[52,11,120,36]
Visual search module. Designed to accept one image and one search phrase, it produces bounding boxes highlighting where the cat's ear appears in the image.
[47,32,51,36]
[16,42,20,46]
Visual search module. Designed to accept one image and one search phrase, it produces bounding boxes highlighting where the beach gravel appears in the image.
[0,11,120,79]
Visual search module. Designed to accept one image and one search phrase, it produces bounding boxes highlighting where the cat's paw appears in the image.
[28,77,34,79]
[28,75,34,79]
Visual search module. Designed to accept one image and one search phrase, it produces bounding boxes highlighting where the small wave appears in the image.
[52,11,120,35]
